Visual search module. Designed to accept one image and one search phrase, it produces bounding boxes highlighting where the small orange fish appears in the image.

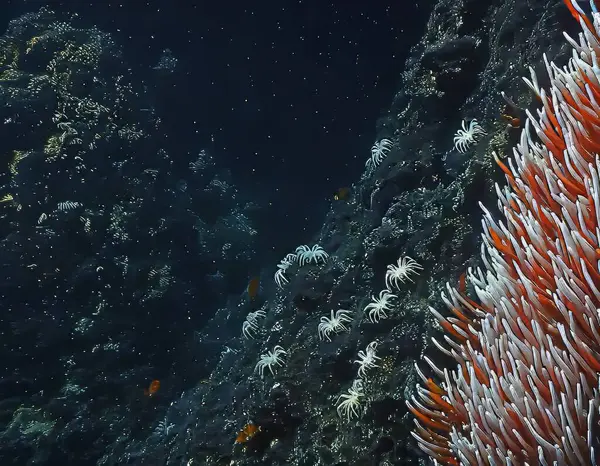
[499,101,522,129]
[247,277,260,300]
[144,379,160,397]
[334,187,350,201]
[501,113,521,129]
[458,272,467,294]
[235,423,259,444]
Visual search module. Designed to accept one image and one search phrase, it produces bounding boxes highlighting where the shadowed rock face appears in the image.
[0,7,261,465]
[187,2,570,465]
[0,1,570,465]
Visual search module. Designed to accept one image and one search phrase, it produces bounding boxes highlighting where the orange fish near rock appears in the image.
[334,187,350,201]
[247,277,260,300]
[235,423,259,444]
[144,379,160,397]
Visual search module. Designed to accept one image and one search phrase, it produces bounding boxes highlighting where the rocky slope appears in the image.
[0,1,574,465]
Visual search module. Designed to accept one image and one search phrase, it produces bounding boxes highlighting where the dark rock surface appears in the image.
[0,8,261,466]
[0,1,574,465]
[168,2,570,465]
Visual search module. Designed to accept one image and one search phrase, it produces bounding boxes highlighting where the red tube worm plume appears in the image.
[407,1,600,464]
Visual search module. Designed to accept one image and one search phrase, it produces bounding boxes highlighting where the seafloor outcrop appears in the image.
[0,8,260,465]
[0,1,576,465]
[153,1,569,466]
[183,1,568,466]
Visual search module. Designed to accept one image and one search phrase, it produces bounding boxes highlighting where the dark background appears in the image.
[1,0,431,251]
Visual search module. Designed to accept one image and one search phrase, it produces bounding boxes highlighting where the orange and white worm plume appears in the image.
[407,1,600,464]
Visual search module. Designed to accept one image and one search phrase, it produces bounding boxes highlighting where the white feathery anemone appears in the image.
[366,138,393,169]
[364,290,396,323]
[385,256,423,291]
[274,253,297,288]
[242,310,266,339]
[242,320,256,339]
[254,345,287,378]
[354,341,381,378]
[295,244,329,266]
[453,119,486,153]
[336,379,364,421]
[318,309,353,341]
